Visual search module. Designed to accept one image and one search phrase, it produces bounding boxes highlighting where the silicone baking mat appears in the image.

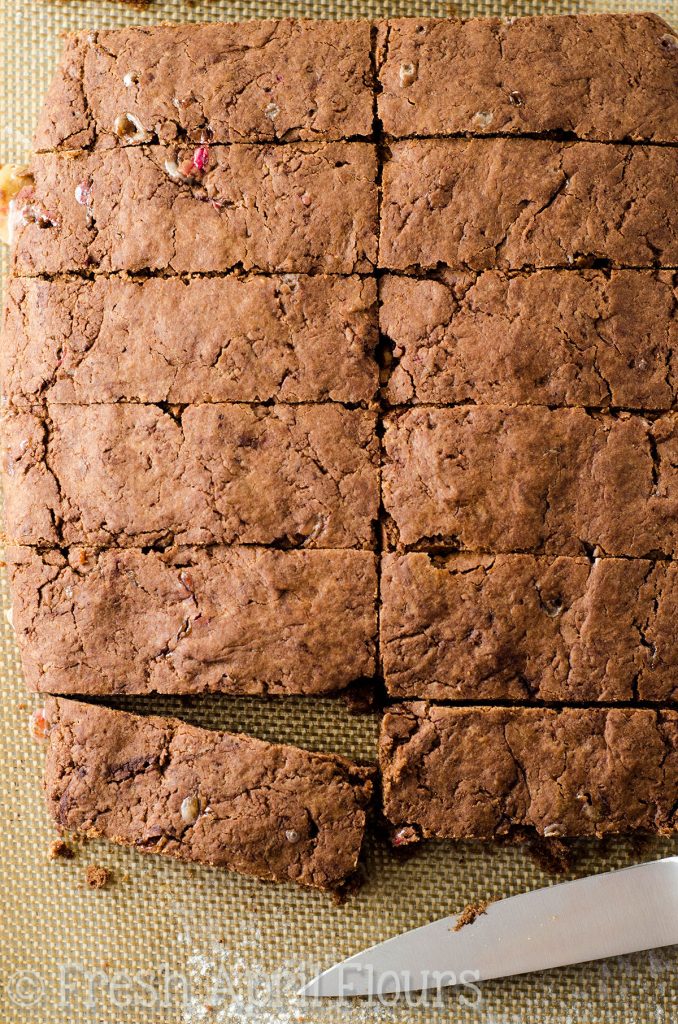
[1,1,676,1022]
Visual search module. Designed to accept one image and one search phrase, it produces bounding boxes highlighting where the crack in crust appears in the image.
[43,697,374,893]
[380,702,678,839]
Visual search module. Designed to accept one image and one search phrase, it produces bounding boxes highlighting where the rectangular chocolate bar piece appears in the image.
[11,143,378,275]
[377,14,678,142]
[380,270,678,409]
[382,406,678,557]
[2,275,378,407]
[379,139,678,271]
[43,697,373,892]
[35,20,374,151]
[381,553,678,703]
[9,546,377,695]
[380,702,677,839]
[3,403,379,548]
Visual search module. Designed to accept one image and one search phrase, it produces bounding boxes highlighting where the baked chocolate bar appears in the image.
[43,697,373,892]
[377,14,678,142]
[10,546,377,695]
[380,139,678,271]
[381,702,677,839]
[3,403,379,548]
[381,553,677,702]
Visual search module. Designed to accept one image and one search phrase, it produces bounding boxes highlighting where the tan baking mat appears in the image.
[1,1,677,1021]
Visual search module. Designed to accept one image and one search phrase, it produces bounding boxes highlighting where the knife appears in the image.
[300,856,678,998]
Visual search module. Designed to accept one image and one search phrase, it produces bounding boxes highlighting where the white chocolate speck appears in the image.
[473,111,494,128]
[399,62,417,87]
[181,794,201,825]
[113,112,150,142]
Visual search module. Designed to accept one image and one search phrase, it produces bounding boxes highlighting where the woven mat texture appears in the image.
[0,1,677,1022]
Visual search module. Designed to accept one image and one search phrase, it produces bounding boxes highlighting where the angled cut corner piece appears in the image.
[43,697,374,893]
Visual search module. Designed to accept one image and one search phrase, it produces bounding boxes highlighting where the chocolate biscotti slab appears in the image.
[381,553,678,703]
[2,275,378,407]
[35,21,375,150]
[380,703,678,840]
[43,698,373,892]
[9,546,377,695]
[380,270,678,409]
[37,15,678,150]
[3,14,678,881]
[3,403,379,548]
[380,139,678,272]
[382,406,678,556]
[377,14,678,142]
[12,143,378,276]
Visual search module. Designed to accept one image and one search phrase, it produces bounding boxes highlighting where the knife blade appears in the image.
[300,856,678,998]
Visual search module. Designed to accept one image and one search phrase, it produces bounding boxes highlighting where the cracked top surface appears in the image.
[381,553,678,703]
[380,139,678,271]
[11,143,378,276]
[380,270,678,409]
[382,406,678,557]
[43,697,373,891]
[380,702,678,839]
[9,545,377,695]
[2,403,379,548]
[34,20,374,151]
[2,274,378,407]
[377,14,678,142]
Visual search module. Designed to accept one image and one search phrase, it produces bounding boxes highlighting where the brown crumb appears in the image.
[85,865,112,889]
[527,837,576,875]
[453,899,489,932]
[342,679,380,714]
[49,838,74,860]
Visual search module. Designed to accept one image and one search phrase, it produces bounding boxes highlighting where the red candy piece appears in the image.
[31,707,49,740]
[193,145,209,173]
